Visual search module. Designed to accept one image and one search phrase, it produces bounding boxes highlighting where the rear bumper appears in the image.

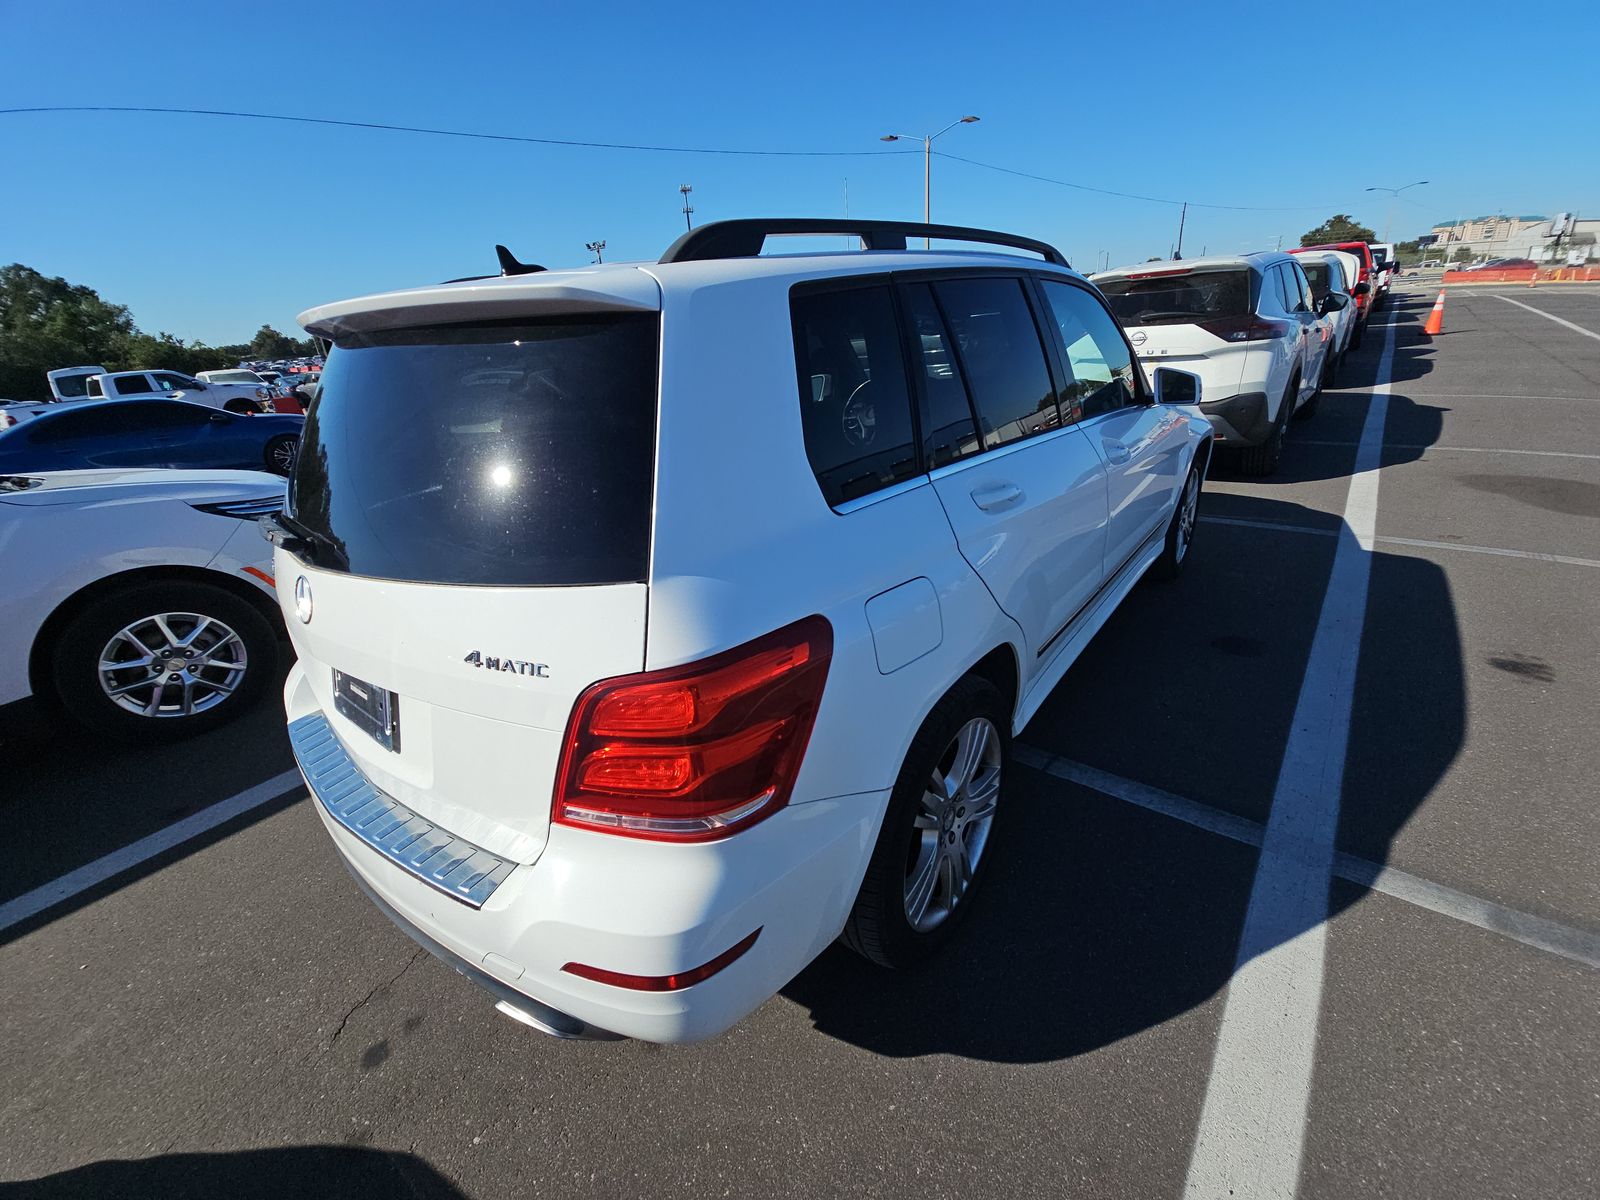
[1199,391,1272,445]
[286,662,887,1043]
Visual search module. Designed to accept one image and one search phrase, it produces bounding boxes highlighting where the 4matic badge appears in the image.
[463,650,550,678]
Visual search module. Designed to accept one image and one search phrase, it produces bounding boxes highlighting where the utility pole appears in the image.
[1275,233,1283,252]
[880,115,980,248]
[1174,201,1187,259]
[585,240,605,264]
[679,184,694,231]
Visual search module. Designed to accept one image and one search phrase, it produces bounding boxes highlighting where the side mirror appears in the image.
[1353,281,1371,296]
[1320,293,1349,314]
[1152,366,1202,407]
[189,380,208,390]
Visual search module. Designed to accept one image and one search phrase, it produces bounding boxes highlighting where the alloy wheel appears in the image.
[97,611,249,718]
[1175,471,1199,562]
[903,716,1002,932]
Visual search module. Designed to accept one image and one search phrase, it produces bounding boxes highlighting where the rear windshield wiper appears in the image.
[259,511,346,568]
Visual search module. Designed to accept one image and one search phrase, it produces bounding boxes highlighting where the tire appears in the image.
[842,676,1010,969]
[1234,375,1296,477]
[49,579,278,740]
[1350,320,1365,351]
[264,435,299,476]
[1151,463,1202,581]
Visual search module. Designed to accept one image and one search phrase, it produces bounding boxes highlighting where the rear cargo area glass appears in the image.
[1098,270,1252,326]
[289,316,658,586]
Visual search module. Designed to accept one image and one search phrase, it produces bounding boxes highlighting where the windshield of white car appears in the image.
[1098,269,1253,326]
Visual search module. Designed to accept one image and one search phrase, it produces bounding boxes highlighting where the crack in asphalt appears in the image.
[323,947,427,1055]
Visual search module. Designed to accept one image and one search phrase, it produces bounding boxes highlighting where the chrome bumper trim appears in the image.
[288,711,515,908]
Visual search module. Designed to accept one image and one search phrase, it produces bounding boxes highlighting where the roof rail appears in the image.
[658,219,1070,268]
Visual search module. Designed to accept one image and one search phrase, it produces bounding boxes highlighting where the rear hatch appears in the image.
[1097,265,1256,395]
[280,294,660,865]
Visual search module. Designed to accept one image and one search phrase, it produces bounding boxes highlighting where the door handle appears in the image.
[1104,443,1132,464]
[970,483,1022,511]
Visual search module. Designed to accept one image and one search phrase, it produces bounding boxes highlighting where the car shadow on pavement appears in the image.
[784,491,1466,1063]
[0,1145,464,1200]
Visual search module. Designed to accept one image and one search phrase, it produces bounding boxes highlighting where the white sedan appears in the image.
[0,469,286,737]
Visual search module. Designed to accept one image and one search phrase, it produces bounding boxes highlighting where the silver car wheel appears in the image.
[98,611,249,718]
[903,716,1002,933]
[1175,471,1200,562]
[269,438,299,473]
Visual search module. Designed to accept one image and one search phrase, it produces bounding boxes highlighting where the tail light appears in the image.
[1198,314,1293,343]
[553,616,833,842]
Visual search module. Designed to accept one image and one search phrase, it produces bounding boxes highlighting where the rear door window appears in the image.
[111,374,154,396]
[900,283,981,469]
[791,285,919,507]
[288,315,659,586]
[929,277,1061,450]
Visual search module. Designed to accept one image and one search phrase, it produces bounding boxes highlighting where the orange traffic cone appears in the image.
[1423,289,1446,336]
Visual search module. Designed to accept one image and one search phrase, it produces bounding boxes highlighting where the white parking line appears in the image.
[0,770,303,935]
[1297,440,1600,461]
[1014,748,1600,972]
[1200,516,1600,570]
[1182,313,1396,1200]
[1380,392,1599,402]
[1493,295,1600,341]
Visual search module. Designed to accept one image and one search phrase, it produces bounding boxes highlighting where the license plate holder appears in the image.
[333,669,401,752]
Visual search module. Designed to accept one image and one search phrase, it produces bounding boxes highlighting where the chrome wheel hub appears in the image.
[1175,473,1199,561]
[904,716,1002,933]
[98,611,248,718]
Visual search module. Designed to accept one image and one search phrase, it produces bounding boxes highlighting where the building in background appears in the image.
[1423,213,1597,264]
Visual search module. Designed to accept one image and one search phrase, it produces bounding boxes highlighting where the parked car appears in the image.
[1369,242,1396,300]
[1292,250,1360,374]
[1293,241,1376,327]
[46,365,108,403]
[0,399,303,476]
[1094,252,1330,475]
[0,399,56,431]
[269,218,1212,1044]
[0,468,285,737]
[271,373,318,415]
[84,370,271,414]
[198,368,272,388]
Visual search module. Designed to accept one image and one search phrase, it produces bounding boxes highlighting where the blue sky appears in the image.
[3,0,1596,346]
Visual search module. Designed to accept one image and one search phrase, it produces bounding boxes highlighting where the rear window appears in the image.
[1370,247,1391,266]
[52,374,93,399]
[287,316,659,586]
[1298,259,1340,299]
[1097,269,1253,327]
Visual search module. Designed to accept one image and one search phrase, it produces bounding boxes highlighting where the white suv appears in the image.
[86,370,270,413]
[272,220,1212,1043]
[1094,253,1334,475]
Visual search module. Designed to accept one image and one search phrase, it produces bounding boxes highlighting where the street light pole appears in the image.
[1366,180,1429,245]
[880,115,980,248]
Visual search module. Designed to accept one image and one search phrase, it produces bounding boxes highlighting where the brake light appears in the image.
[1197,314,1293,343]
[553,616,833,841]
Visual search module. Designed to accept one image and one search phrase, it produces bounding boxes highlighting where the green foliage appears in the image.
[1299,214,1378,247]
[1394,239,1424,265]
[0,264,318,400]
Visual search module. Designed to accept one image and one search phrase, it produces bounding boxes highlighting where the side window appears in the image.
[111,374,153,396]
[86,377,104,398]
[930,277,1061,450]
[1039,280,1138,420]
[791,285,919,508]
[142,402,213,428]
[900,283,981,468]
[1286,263,1314,311]
[29,404,157,443]
[151,372,193,390]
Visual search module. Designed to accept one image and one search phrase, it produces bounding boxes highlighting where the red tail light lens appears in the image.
[553,616,833,841]
[562,928,762,991]
[1197,314,1293,343]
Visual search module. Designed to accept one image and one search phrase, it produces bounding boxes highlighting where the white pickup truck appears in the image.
[84,370,270,413]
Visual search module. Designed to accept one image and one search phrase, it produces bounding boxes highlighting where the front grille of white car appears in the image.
[288,712,516,907]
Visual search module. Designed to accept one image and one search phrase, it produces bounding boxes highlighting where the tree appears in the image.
[1394,239,1424,265]
[249,324,299,360]
[1300,214,1378,247]
[0,265,135,399]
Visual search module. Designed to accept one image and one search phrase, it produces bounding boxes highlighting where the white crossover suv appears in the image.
[0,469,285,736]
[271,219,1213,1043]
[1094,253,1334,475]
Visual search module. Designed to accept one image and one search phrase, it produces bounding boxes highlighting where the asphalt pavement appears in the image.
[2,278,1597,1200]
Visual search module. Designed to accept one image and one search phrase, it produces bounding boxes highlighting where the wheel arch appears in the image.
[27,565,285,702]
